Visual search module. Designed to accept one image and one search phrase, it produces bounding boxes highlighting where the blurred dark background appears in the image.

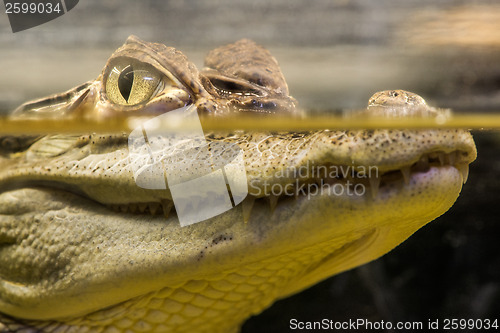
[1,1,499,331]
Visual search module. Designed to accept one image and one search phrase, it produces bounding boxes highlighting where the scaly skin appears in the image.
[0,37,476,332]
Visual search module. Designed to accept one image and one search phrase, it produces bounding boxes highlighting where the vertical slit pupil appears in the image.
[118,65,134,102]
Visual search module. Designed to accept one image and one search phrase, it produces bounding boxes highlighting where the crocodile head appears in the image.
[0,36,476,332]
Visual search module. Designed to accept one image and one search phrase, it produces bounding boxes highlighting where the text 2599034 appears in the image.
[5,2,62,14]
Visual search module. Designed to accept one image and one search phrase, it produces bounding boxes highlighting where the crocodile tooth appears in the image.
[369,175,380,199]
[119,205,129,213]
[268,194,279,213]
[414,155,429,172]
[149,203,160,215]
[138,203,147,213]
[241,196,256,223]
[438,153,446,166]
[456,163,469,184]
[400,166,411,185]
[447,152,456,165]
[161,199,174,219]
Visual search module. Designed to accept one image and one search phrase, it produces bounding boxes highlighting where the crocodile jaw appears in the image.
[0,120,476,330]
[0,164,464,325]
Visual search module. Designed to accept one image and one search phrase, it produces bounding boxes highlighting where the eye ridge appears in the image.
[210,78,262,97]
[118,65,134,103]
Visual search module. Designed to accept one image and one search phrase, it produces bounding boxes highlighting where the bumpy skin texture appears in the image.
[0,37,476,332]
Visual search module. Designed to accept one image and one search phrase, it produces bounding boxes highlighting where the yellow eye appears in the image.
[105,60,162,105]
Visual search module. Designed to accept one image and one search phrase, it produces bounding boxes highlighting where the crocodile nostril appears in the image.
[361,89,444,118]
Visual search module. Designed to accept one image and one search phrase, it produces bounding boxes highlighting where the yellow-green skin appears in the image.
[0,37,476,332]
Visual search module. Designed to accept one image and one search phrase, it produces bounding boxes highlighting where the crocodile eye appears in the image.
[105,60,162,105]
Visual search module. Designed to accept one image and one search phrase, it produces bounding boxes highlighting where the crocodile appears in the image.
[0,36,476,332]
